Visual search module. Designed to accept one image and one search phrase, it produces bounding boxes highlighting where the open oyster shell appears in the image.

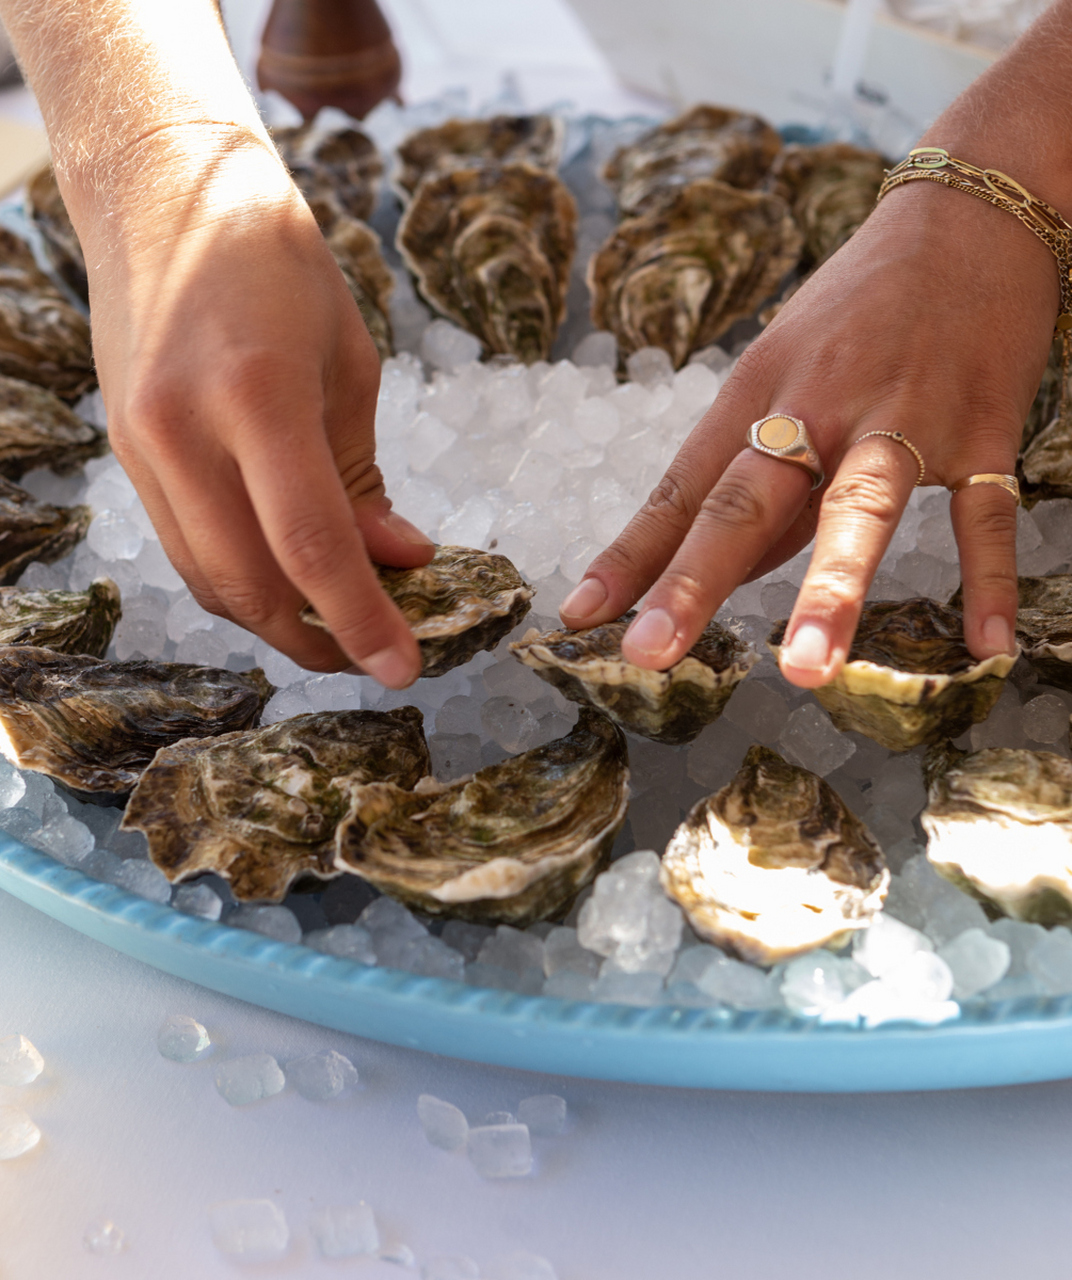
[303,545,533,679]
[922,744,1072,925]
[661,744,888,966]
[0,477,91,584]
[0,228,95,401]
[272,122,383,229]
[0,646,273,803]
[603,105,783,218]
[769,599,1016,752]
[335,706,629,926]
[326,216,394,361]
[0,375,105,478]
[25,164,87,303]
[510,614,756,745]
[0,578,120,656]
[395,114,564,200]
[123,707,431,903]
[588,179,802,369]
[397,162,577,363]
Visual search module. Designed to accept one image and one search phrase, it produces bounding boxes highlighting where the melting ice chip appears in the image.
[213,1053,285,1105]
[0,1105,41,1159]
[208,1199,288,1259]
[0,1033,44,1084]
[310,1202,379,1258]
[418,1094,468,1150]
[517,1094,566,1136]
[467,1123,533,1178]
[286,1049,358,1101]
[83,1220,127,1255]
[157,1015,211,1063]
[378,1242,416,1266]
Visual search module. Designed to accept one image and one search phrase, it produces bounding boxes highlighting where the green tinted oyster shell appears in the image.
[0,477,91,584]
[922,744,1072,925]
[768,599,1016,752]
[604,104,782,217]
[0,374,105,478]
[123,707,431,903]
[1013,574,1072,690]
[326,216,394,361]
[0,578,120,656]
[510,614,756,745]
[395,114,564,200]
[25,163,87,303]
[660,744,888,966]
[272,122,383,229]
[588,178,802,369]
[335,706,629,926]
[0,645,273,803]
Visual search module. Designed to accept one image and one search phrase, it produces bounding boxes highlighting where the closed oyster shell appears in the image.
[25,164,87,303]
[326,216,394,361]
[604,105,782,217]
[0,374,105,478]
[272,122,383,229]
[768,599,1016,752]
[0,578,120,656]
[335,706,629,926]
[395,114,564,200]
[397,162,577,363]
[123,707,431,903]
[0,228,95,401]
[588,179,802,369]
[1008,573,1072,690]
[660,744,888,966]
[0,646,273,803]
[510,614,756,745]
[922,744,1072,925]
[0,477,91,584]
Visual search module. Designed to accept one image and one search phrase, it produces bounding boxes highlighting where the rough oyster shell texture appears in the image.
[336,706,629,926]
[0,228,95,401]
[510,613,756,745]
[326,216,394,361]
[0,646,273,803]
[397,162,577,363]
[769,599,1016,751]
[395,114,564,199]
[588,179,803,369]
[0,477,91,584]
[1010,574,1072,691]
[660,744,888,965]
[1020,339,1072,503]
[25,163,87,303]
[603,105,783,218]
[272,123,383,229]
[922,744,1072,925]
[0,578,120,656]
[0,374,105,478]
[124,707,431,903]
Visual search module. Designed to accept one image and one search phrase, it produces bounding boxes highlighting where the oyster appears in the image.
[0,374,105,478]
[1020,345,1072,502]
[25,164,87,303]
[123,708,431,903]
[303,545,533,678]
[603,105,782,218]
[0,477,91,584]
[510,614,756,745]
[336,706,629,926]
[768,599,1016,752]
[588,179,802,369]
[395,114,563,200]
[1011,574,1072,691]
[397,162,577,363]
[326,216,394,361]
[1021,336,1066,460]
[0,578,120,656]
[660,744,888,966]
[0,646,273,803]
[272,122,383,229]
[922,744,1072,925]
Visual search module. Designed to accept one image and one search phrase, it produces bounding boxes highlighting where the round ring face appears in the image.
[755,415,802,452]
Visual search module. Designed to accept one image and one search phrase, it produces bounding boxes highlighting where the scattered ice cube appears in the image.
[778,704,856,776]
[1022,693,1070,744]
[422,1256,480,1280]
[28,815,94,864]
[517,1094,566,1136]
[467,1123,533,1178]
[421,319,482,372]
[0,1034,44,1085]
[939,928,1011,999]
[111,857,171,903]
[0,762,26,811]
[441,920,494,963]
[542,927,600,979]
[213,1054,285,1105]
[303,924,377,964]
[577,851,683,974]
[286,1049,358,1101]
[87,510,143,561]
[172,882,223,921]
[781,953,869,1015]
[418,1094,468,1151]
[854,913,934,977]
[485,1111,515,1125]
[0,1105,40,1159]
[1026,927,1072,994]
[208,1199,288,1259]
[84,1220,127,1255]
[157,1015,211,1062]
[723,679,790,743]
[229,904,302,945]
[486,1254,559,1280]
[380,1242,417,1267]
[310,1202,379,1257]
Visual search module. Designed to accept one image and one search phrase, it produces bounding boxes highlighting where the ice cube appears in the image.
[695,954,781,1008]
[0,1034,43,1085]
[397,934,466,980]
[722,679,790,743]
[485,1111,515,1125]
[573,330,617,368]
[228,904,302,945]
[0,1105,40,1159]
[542,926,601,979]
[310,1202,379,1257]
[213,1053,285,1105]
[421,319,482,372]
[486,1254,559,1280]
[591,967,664,1005]
[423,1257,480,1280]
[83,1220,127,1255]
[853,913,933,977]
[439,494,498,549]
[157,1015,211,1062]
[175,630,230,668]
[172,882,223,921]
[517,1094,566,1136]
[0,763,26,810]
[1022,693,1070,744]
[407,412,458,473]
[111,857,171,903]
[440,920,494,962]
[938,928,1011,999]
[428,732,483,781]
[477,925,545,976]
[286,1049,358,1101]
[1026,927,1072,994]
[778,704,856,776]
[467,1123,533,1178]
[379,1242,417,1267]
[626,346,674,387]
[29,814,94,864]
[418,1094,469,1150]
[577,851,683,973]
[87,511,143,561]
[303,924,377,964]
[542,970,596,999]
[480,695,542,753]
[882,950,954,1002]
[208,1199,288,1259]
[970,683,1027,750]
[780,952,868,1014]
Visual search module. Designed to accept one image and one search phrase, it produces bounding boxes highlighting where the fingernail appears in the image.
[353,645,418,689]
[561,577,607,621]
[784,622,830,672]
[624,607,676,658]
[381,510,435,549]
[982,614,1013,655]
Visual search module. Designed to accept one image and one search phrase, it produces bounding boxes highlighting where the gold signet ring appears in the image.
[949,473,1021,504]
[747,414,825,489]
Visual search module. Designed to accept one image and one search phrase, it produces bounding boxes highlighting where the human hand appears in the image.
[560,180,1058,687]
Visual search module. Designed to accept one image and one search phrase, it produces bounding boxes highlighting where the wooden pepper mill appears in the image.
[257,0,402,121]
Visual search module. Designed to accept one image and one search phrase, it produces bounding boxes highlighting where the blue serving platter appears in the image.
[4,834,1072,1093]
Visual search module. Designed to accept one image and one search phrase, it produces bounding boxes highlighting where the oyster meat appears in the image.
[303,545,533,678]
[25,163,87,303]
[0,374,105,478]
[588,179,802,369]
[922,744,1072,925]
[0,228,95,401]
[0,578,120,656]
[272,122,383,229]
[123,707,431,903]
[0,477,91,584]
[395,114,563,200]
[397,162,577,363]
[769,599,1016,751]
[336,706,629,926]
[510,614,756,745]
[326,216,394,361]
[0,646,273,803]
[660,744,889,965]
[603,105,783,217]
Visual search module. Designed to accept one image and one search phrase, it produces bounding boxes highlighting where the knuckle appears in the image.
[644,471,695,522]
[275,517,340,583]
[803,565,865,613]
[823,470,901,525]
[697,478,768,530]
[655,567,708,615]
[962,499,1018,542]
[337,453,387,505]
[205,574,279,630]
